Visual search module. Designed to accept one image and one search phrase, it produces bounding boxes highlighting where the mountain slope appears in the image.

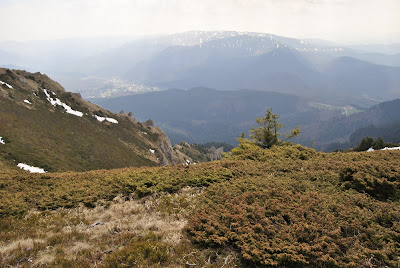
[349,121,400,144]
[298,98,400,150]
[0,68,180,172]
[322,56,400,97]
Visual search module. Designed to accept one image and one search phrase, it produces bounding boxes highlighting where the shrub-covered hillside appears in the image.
[1,144,399,267]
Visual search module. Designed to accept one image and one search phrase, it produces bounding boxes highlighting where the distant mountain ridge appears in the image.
[123,33,400,101]
[1,31,400,101]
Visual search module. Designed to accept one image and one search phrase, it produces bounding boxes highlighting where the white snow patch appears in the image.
[43,89,83,117]
[23,100,32,104]
[382,146,400,151]
[17,163,47,173]
[0,80,13,88]
[149,149,155,154]
[63,104,83,117]
[94,115,106,122]
[105,118,118,124]
[94,115,118,124]
[0,137,5,144]
[367,146,400,152]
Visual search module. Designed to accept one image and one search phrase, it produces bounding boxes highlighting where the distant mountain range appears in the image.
[1,31,400,102]
[122,34,400,101]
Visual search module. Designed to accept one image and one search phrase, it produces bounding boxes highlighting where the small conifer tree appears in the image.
[373,137,385,150]
[355,137,374,151]
[249,108,300,148]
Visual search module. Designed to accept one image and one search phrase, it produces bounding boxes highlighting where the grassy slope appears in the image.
[1,146,399,267]
[0,69,175,172]
[0,99,157,172]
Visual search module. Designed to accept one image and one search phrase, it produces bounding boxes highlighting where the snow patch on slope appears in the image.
[367,146,400,152]
[0,80,12,88]
[17,163,47,173]
[382,146,400,151]
[94,115,118,124]
[43,89,83,117]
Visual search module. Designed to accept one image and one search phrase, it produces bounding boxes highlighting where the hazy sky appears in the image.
[0,0,399,43]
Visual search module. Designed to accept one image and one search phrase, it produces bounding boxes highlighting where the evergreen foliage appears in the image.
[372,137,385,150]
[354,136,374,151]
[353,136,396,152]
[249,108,300,148]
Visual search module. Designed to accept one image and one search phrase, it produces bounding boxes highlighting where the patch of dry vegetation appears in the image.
[1,187,238,267]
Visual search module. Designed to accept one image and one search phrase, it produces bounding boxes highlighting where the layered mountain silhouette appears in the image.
[1,31,399,102]
[121,32,400,100]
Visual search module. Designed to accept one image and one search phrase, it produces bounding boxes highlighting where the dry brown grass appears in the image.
[0,238,45,255]
[0,187,209,267]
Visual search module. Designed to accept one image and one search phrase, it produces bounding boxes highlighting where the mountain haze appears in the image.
[123,34,400,100]
[2,31,400,102]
